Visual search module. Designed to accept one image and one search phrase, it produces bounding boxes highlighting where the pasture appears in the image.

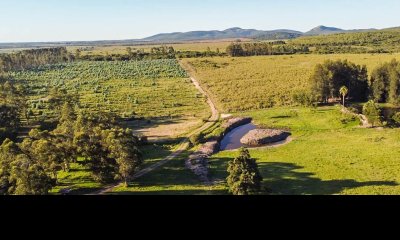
[182,54,400,112]
[208,106,400,195]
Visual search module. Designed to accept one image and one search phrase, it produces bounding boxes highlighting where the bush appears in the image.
[189,133,204,146]
[292,91,316,107]
[363,100,382,127]
[392,112,400,125]
[347,107,360,114]
[340,113,356,124]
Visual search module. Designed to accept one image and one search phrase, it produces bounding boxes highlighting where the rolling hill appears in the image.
[143,27,303,42]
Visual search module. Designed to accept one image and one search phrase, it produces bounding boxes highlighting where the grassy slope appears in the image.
[182,54,400,112]
[209,106,400,195]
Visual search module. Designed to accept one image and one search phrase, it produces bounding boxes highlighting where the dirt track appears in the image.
[92,75,219,195]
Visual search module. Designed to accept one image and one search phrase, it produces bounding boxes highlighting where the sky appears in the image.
[1,0,400,42]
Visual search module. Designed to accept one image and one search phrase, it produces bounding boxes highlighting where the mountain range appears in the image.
[0,25,396,49]
[143,25,381,42]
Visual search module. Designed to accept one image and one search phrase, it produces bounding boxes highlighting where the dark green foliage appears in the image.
[189,133,204,146]
[73,112,143,184]
[292,90,316,107]
[0,47,73,73]
[392,112,400,124]
[291,30,400,54]
[310,60,368,103]
[363,100,382,127]
[81,46,177,61]
[0,81,27,143]
[226,42,309,57]
[370,59,400,104]
[226,43,244,57]
[0,139,55,195]
[227,148,263,195]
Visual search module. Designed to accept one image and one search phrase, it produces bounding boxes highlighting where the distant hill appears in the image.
[305,26,346,35]
[305,25,377,35]
[1,25,399,50]
[143,27,303,42]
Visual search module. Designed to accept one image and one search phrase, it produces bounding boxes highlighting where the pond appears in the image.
[220,123,257,151]
[220,123,293,151]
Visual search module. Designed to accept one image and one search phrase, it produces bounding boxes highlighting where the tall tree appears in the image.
[227,148,263,195]
[339,86,349,107]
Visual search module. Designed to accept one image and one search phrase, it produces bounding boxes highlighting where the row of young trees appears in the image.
[309,59,400,106]
[0,47,73,73]
[78,46,177,62]
[226,42,310,57]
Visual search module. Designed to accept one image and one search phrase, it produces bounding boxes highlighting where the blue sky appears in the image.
[1,0,399,42]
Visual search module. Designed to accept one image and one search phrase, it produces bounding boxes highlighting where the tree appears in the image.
[339,86,349,107]
[227,148,263,195]
[75,49,81,60]
[310,60,368,104]
[106,128,142,187]
[226,43,244,57]
[363,100,381,127]
[126,47,133,56]
[0,139,55,195]
[310,64,331,103]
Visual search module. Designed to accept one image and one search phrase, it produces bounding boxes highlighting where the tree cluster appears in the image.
[370,59,400,104]
[310,60,369,103]
[291,30,400,53]
[0,47,74,73]
[226,42,309,57]
[79,46,177,62]
[0,102,143,195]
[0,80,27,142]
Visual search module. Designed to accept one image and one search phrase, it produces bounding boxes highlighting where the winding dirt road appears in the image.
[93,76,219,194]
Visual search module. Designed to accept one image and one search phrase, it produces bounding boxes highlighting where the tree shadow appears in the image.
[209,157,398,195]
[261,162,398,195]
[102,147,231,195]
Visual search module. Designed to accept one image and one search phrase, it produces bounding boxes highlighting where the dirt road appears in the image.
[93,76,219,195]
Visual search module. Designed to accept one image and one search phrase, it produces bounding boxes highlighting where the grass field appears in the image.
[207,106,400,195]
[10,59,209,139]
[109,149,226,195]
[105,105,400,195]
[182,54,400,112]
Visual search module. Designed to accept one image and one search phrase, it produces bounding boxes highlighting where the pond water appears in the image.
[220,123,257,151]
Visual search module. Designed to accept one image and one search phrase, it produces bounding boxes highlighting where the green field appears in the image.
[110,149,226,195]
[107,105,400,195]
[208,106,400,195]
[10,59,208,119]
[182,54,400,112]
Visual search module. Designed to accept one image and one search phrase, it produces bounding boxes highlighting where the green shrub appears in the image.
[189,133,204,146]
[392,112,400,124]
[363,100,382,127]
